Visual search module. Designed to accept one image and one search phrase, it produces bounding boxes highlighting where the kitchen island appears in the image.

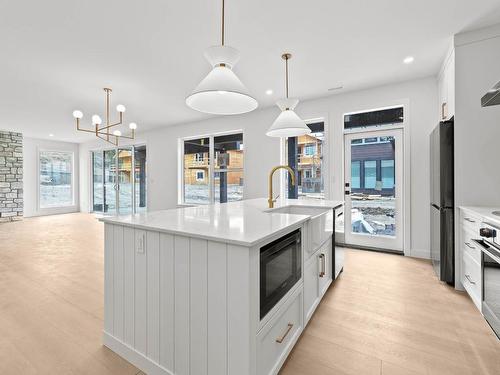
[100,198,343,375]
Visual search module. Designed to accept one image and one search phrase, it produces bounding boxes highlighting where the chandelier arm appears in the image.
[96,132,118,146]
[97,118,123,132]
[75,119,98,133]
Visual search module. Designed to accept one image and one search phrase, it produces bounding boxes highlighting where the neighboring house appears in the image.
[350,136,395,196]
[297,134,323,194]
[184,150,244,185]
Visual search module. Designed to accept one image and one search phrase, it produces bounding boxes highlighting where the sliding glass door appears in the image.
[91,145,146,215]
[104,149,117,213]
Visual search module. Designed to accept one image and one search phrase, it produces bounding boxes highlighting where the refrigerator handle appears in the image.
[431,204,440,210]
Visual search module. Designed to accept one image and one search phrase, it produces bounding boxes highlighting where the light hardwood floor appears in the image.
[0,213,498,375]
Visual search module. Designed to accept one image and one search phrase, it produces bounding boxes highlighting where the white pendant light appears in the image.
[267,53,310,137]
[186,0,257,115]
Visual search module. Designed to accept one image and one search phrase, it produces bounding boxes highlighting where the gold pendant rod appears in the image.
[221,0,225,46]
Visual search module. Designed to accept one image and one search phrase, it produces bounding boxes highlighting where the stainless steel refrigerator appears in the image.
[430,119,455,285]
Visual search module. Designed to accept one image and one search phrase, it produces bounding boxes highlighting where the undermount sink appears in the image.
[266,205,330,218]
[493,211,500,217]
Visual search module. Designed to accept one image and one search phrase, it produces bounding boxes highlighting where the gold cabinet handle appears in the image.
[276,323,294,344]
[319,253,325,277]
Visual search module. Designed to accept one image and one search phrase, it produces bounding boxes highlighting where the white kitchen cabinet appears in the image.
[303,238,332,325]
[257,287,303,375]
[303,251,320,323]
[318,240,333,296]
[463,250,481,309]
[459,208,482,311]
[437,48,455,120]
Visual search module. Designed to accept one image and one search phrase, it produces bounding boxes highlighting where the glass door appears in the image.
[117,148,133,214]
[134,145,147,213]
[92,145,147,215]
[344,128,403,251]
[103,149,117,214]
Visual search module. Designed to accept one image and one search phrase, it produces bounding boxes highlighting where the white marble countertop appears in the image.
[99,198,343,246]
[460,206,500,227]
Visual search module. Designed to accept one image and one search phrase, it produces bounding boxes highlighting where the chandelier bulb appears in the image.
[72,110,83,119]
[129,122,137,130]
[113,130,122,136]
[92,115,102,125]
[116,104,126,113]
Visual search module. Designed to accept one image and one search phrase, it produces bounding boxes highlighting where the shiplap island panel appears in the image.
[100,198,343,375]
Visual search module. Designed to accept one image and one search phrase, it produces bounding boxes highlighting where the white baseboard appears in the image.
[103,331,173,375]
[409,248,430,259]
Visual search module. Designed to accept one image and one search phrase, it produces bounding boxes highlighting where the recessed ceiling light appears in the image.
[266,89,273,95]
[403,56,414,64]
[49,134,54,137]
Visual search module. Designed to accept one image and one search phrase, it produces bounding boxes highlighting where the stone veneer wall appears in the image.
[0,131,23,222]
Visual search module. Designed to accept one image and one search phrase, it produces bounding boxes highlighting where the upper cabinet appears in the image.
[438,49,455,121]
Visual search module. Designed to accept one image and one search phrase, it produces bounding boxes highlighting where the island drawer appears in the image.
[257,288,303,375]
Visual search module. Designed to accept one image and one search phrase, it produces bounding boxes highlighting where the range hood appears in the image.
[481,81,500,107]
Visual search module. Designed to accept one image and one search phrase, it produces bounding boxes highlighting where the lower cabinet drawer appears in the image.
[461,228,481,264]
[257,289,303,375]
[462,251,481,310]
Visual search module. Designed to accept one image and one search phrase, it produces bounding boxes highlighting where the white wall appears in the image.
[24,137,79,217]
[80,77,438,257]
[453,24,500,286]
[454,24,500,208]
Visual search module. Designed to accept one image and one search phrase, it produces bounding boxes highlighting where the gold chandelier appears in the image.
[72,88,137,146]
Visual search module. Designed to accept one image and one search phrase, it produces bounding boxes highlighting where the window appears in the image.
[285,122,325,200]
[364,160,377,189]
[39,151,73,208]
[344,106,404,130]
[196,170,205,181]
[304,144,316,156]
[381,160,395,188]
[351,161,361,189]
[182,132,244,204]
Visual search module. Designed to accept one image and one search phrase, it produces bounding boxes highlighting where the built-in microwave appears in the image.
[260,229,302,319]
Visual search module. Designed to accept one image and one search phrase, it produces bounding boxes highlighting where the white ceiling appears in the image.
[1,0,500,143]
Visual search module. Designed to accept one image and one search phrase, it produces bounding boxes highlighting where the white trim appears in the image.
[344,128,404,251]
[280,116,330,200]
[37,149,76,213]
[103,331,172,375]
[454,23,500,47]
[409,248,430,259]
[340,100,411,255]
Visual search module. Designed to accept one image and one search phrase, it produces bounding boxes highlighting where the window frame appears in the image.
[282,120,327,200]
[179,130,244,205]
[38,149,75,210]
